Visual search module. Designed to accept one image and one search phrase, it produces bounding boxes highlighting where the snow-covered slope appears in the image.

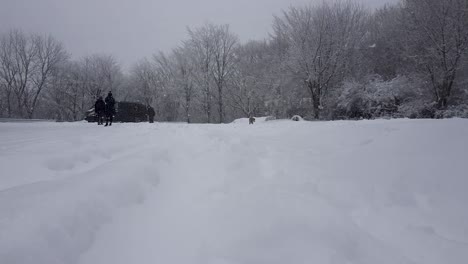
[1,119,467,264]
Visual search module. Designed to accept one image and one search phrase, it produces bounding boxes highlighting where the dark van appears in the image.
[85,101,149,123]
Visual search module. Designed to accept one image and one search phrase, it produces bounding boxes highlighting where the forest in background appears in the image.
[1,0,467,122]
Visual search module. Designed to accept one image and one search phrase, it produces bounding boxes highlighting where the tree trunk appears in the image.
[218,84,224,123]
[307,81,321,119]
[27,109,34,119]
[27,92,42,119]
[206,103,211,123]
[6,92,12,118]
[16,95,24,118]
[203,85,212,123]
[312,96,320,119]
[186,97,191,124]
[435,73,456,109]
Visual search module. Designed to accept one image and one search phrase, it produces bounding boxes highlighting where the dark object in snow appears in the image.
[117,102,148,122]
[85,101,149,123]
[291,115,303,121]
[105,92,116,126]
[249,116,256,125]
[94,97,105,125]
[147,106,155,123]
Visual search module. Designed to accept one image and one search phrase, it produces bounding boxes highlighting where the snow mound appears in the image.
[291,115,304,121]
[0,123,164,264]
[0,152,161,264]
[1,119,468,264]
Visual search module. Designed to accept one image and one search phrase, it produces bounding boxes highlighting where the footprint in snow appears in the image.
[359,139,374,146]
[45,157,75,171]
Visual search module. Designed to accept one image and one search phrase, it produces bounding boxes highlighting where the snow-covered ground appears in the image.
[1,119,467,264]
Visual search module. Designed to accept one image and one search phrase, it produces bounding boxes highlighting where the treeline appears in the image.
[1,0,467,122]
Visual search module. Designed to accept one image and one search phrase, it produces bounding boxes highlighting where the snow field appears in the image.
[1,119,468,264]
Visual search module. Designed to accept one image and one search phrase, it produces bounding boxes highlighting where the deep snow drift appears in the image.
[0,119,467,264]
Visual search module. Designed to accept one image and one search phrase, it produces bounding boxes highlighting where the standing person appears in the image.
[147,105,155,123]
[105,91,116,126]
[249,116,255,125]
[94,96,105,125]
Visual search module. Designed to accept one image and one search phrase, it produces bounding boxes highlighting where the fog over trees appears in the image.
[1,0,467,122]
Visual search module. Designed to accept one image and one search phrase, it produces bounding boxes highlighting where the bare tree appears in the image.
[228,41,271,118]
[1,31,69,119]
[23,34,67,118]
[130,58,159,107]
[210,24,238,123]
[153,52,181,121]
[173,46,196,123]
[187,24,215,123]
[80,54,121,100]
[0,30,37,117]
[0,33,17,117]
[46,61,86,121]
[403,0,468,108]
[273,1,369,119]
[364,5,408,80]
[63,62,85,121]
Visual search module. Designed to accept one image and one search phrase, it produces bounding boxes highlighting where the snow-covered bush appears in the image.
[435,105,468,119]
[397,101,436,119]
[331,75,428,119]
[291,115,303,121]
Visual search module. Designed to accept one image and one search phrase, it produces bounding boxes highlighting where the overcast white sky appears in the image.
[0,0,397,68]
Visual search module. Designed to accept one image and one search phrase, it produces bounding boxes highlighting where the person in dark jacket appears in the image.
[94,96,106,125]
[147,106,155,123]
[249,116,256,125]
[105,91,116,126]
